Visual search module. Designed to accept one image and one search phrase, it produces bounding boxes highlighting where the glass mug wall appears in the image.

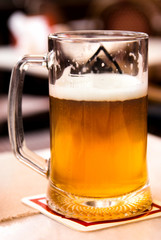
[8,31,152,221]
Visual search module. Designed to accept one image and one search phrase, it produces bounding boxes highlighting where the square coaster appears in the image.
[22,194,161,232]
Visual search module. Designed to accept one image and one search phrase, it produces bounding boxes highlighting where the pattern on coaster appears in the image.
[22,194,161,232]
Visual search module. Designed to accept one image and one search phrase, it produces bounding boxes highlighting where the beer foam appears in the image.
[49,71,147,101]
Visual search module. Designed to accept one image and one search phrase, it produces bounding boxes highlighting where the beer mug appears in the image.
[8,31,152,222]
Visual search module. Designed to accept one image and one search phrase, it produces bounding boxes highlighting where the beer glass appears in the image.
[8,31,152,222]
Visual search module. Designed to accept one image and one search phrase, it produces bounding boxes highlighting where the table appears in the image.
[0,46,48,77]
[0,133,161,239]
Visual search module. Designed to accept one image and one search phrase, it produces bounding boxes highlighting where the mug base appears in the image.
[47,182,152,222]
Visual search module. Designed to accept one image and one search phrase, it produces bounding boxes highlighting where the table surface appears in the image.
[0,46,48,77]
[0,132,161,240]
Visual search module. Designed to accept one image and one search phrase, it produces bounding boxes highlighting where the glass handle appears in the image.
[8,55,49,177]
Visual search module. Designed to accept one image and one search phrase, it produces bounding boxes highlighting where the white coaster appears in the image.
[22,194,161,232]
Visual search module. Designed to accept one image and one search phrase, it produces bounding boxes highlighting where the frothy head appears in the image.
[49,70,147,102]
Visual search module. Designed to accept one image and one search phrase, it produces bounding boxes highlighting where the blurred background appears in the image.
[0,0,161,152]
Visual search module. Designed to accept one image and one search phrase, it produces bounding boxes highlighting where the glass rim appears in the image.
[49,30,148,42]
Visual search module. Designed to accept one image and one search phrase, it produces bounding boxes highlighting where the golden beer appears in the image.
[49,73,148,198]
